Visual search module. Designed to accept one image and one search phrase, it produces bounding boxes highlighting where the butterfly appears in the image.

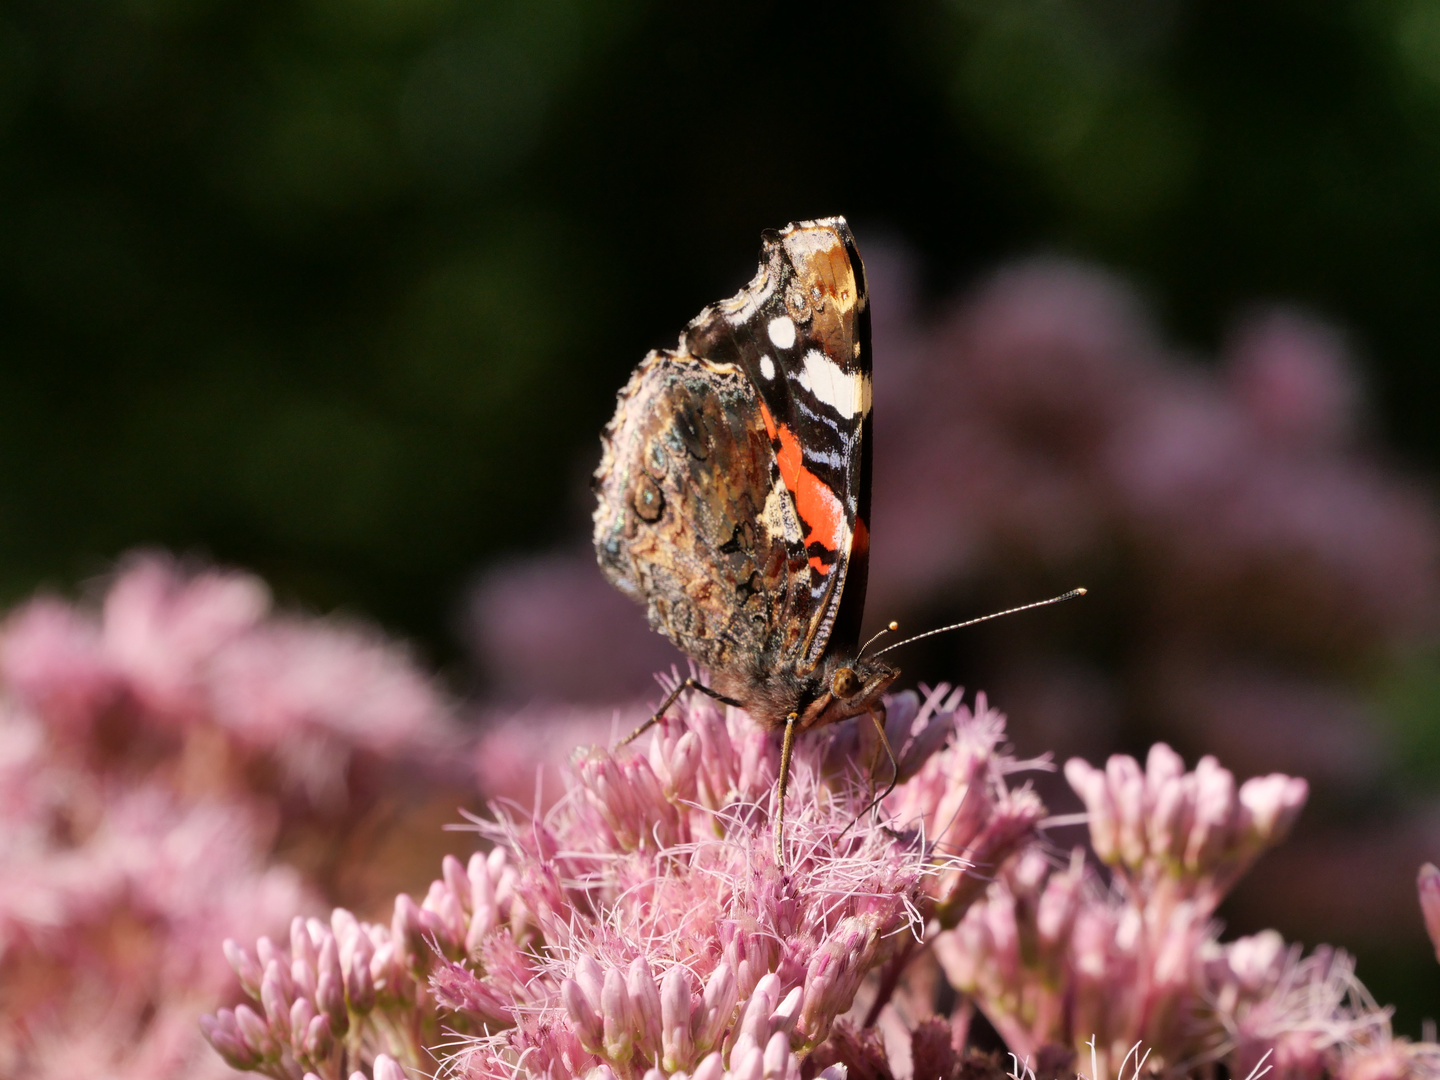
[592,217,898,861]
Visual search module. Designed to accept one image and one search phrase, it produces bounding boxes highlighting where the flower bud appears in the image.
[729,1032,759,1071]
[1065,758,1116,863]
[260,959,294,1032]
[200,1010,261,1070]
[467,851,497,951]
[762,1030,792,1080]
[290,915,318,971]
[672,730,703,792]
[443,854,470,911]
[1106,754,1147,869]
[1237,774,1307,848]
[392,893,426,971]
[345,930,376,1014]
[315,932,349,1036]
[661,965,694,1071]
[1035,851,1083,951]
[256,935,282,972]
[574,955,605,1014]
[563,978,604,1053]
[303,1013,333,1062]
[739,972,780,1047]
[770,987,802,1039]
[289,997,316,1049]
[695,963,737,1053]
[1185,757,1236,874]
[292,956,317,1001]
[423,878,467,952]
[628,956,664,1057]
[370,938,405,996]
[331,908,362,954]
[730,1041,765,1080]
[1147,769,1189,867]
[223,939,263,998]
[692,1052,724,1080]
[601,965,635,1062]
[373,1054,407,1080]
[233,1003,278,1062]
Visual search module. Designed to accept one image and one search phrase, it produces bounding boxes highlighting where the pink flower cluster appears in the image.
[937,744,1432,1080]
[1,553,459,811]
[0,554,460,1080]
[205,684,1439,1080]
[205,684,1042,1080]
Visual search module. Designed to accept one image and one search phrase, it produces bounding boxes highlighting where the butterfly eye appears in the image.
[831,667,860,699]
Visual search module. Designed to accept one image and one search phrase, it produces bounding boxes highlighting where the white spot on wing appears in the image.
[763,482,802,546]
[768,316,796,350]
[796,349,871,419]
[759,355,775,380]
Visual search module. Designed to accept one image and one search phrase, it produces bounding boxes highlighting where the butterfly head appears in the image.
[797,654,899,732]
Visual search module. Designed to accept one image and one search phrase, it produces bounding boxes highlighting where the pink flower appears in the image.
[0,552,459,811]
[207,685,1042,1080]
[204,683,1437,1080]
[0,552,463,1080]
[933,745,1415,1080]
[1063,743,1308,912]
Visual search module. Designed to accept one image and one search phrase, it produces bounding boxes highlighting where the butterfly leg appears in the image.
[774,711,799,866]
[620,677,744,746]
[837,703,899,844]
[864,703,900,817]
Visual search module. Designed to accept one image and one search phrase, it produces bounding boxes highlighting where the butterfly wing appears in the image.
[681,218,873,671]
[594,349,807,675]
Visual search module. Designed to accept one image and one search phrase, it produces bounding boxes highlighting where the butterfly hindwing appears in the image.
[593,349,807,672]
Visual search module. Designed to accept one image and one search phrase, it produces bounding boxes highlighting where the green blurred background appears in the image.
[8,0,1440,650]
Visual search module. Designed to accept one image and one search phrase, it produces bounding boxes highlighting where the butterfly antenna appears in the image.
[859,620,900,658]
[872,588,1087,659]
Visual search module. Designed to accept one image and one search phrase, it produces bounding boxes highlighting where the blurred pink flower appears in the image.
[1226,309,1360,452]
[0,552,461,812]
[0,553,466,1080]
[1418,863,1440,965]
[0,698,310,1077]
[465,552,685,705]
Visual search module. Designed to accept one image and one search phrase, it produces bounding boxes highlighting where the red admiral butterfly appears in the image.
[593,217,895,860]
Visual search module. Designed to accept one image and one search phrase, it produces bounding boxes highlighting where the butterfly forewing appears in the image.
[680,218,873,673]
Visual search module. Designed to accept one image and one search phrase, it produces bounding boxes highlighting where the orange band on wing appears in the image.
[773,422,845,568]
[852,516,869,558]
[759,399,778,441]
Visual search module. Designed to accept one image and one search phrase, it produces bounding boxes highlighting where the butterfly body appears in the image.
[593,218,897,850]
